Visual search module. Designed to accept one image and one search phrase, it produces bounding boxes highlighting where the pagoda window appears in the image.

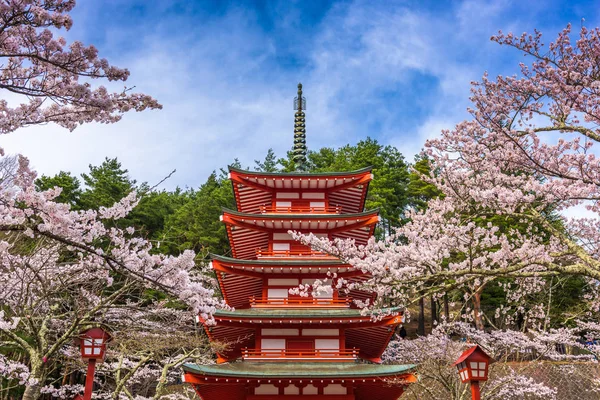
[276,192,299,199]
[302,192,325,199]
[275,200,292,210]
[255,384,279,395]
[271,242,290,252]
[310,201,326,209]
[284,385,300,395]
[302,329,339,336]
[261,329,299,336]
[323,384,348,395]
[268,278,299,285]
[261,338,285,350]
[315,338,340,351]
[303,385,318,395]
[267,288,289,298]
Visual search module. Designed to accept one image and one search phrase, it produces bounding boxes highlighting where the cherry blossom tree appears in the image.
[384,322,600,399]
[298,23,600,332]
[0,163,221,399]
[0,2,218,399]
[0,0,161,133]
[37,308,218,400]
[294,25,600,399]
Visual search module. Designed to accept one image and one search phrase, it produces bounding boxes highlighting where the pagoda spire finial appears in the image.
[293,82,307,171]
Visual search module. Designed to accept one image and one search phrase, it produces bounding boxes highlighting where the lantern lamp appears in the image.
[453,345,492,400]
[78,327,112,400]
[79,327,111,360]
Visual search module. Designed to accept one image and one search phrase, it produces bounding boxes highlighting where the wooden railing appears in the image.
[249,296,351,308]
[256,249,336,259]
[242,348,358,361]
[259,205,342,214]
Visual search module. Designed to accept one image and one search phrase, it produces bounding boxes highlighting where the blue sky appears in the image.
[1,0,600,189]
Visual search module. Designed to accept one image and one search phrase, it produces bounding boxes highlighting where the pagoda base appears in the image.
[182,362,417,400]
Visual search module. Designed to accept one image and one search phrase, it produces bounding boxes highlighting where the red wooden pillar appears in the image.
[470,381,481,400]
[83,359,96,400]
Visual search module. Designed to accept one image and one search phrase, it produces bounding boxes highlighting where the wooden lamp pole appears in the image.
[78,327,111,400]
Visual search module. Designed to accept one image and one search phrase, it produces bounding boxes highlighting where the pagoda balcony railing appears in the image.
[249,296,351,308]
[256,249,337,259]
[242,348,358,361]
[259,205,342,214]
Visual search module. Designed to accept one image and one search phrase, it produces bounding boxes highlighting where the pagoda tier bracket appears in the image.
[222,215,379,235]
[230,175,372,195]
[208,314,403,329]
[212,262,368,280]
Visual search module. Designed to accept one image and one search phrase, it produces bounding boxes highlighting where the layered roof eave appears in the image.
[221,208,379,260]
[182,362,417,378]
[228,166,374,214]
[211,253,347,267]
[222,207,380,219]
[211,307,402,319]
[228,165,373,177]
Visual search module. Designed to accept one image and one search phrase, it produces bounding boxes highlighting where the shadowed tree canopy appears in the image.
[35,171,82,206]
[79,157,136,209]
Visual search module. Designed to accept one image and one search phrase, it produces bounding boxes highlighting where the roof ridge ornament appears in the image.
[293,83,307,171]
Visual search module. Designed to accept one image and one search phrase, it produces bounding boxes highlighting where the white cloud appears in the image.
[1,0,594,189]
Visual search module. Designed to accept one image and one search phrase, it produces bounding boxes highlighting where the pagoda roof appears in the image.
[229,166,374,177]
[183,361,416,378]
[221,208,379,260]
[211,254,347,267]
[183,362,417,400]
[228,166,373,214]
[212,307,401,319]
[211,255,375,309]
[202,309,403,363]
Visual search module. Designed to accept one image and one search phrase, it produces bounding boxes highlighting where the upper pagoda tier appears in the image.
[211,255,375,309]
[220,208,379,260]
[228,166,373,214]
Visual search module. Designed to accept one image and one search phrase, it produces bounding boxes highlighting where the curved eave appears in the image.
[228,167,373,214]
[228,165,373,177]
[221,209,379,260]
[211,256,375,310]
[212,257,362,279]
[183,361,417,379]
[211,254,347,267]
[223,207,379,220]
[201,311,404,364]
[184,363,417,400]
[208,308,403,324]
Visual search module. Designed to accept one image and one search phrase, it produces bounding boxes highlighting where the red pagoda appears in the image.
[183,84,417,399]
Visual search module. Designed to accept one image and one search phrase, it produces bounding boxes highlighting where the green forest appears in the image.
[33,137,585,335]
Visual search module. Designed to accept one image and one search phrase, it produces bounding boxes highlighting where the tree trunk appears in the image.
[22,358,44,400]
[22,375,42,400]
[430,295,438,326]
[444,294,450,320]
[418,297,425,336]
[473,287,484,330]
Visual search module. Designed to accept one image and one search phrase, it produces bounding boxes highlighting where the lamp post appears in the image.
[453,344,492,400]
[78,327,111,400]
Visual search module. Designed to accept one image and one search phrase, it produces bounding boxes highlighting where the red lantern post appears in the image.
[79,327,111,400]
[453,344,492,400]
